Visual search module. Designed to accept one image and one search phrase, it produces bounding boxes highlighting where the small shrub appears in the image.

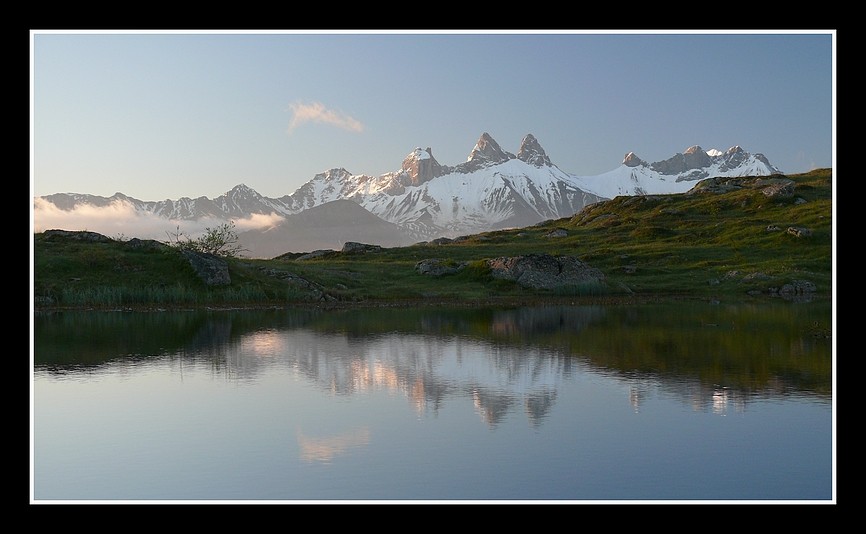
[165,222,247,258]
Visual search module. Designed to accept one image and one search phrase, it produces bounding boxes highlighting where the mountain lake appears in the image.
[31,298,834,503]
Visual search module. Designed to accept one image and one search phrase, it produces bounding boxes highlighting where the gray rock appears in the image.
[688,176,795,195]
[415,258,467,276]
[761,181,794,197]
[341,242,382,254]
[256,266,335,301]
[787,226,813,238]
[42,229,113,242]
[182,250,230,286]
[125,238,171,251]
[295,249,336,260]
[486,254,606,290]
[544,228,568,238]
[778,279,817,297]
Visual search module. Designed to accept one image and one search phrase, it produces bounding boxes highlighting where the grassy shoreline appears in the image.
[33,169,833,312]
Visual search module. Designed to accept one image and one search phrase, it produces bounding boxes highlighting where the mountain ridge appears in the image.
[34,132,783,257]
[32,167,833,310]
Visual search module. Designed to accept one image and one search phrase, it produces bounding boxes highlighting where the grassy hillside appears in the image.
[32,168,833,309]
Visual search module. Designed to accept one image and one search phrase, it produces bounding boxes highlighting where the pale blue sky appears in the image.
[31,30,835,201]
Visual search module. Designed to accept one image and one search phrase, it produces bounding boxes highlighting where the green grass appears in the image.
[33,169,833,309]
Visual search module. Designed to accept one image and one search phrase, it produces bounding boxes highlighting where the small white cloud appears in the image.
[287,101,364,133]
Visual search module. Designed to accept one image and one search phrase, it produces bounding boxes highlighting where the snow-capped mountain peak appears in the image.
[570,144,782,199]
[35,131,784,256]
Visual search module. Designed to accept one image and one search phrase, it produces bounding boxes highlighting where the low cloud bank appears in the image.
[232,212,284,232]
[33,197,283,242]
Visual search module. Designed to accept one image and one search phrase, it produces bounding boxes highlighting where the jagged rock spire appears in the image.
[517,134,552,167]
[468,132,514,164]
[650,146,713,175]
[400,147,443,186]
[623,152,646,167]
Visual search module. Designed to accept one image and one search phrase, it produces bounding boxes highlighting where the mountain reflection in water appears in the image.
[34,300,832,430]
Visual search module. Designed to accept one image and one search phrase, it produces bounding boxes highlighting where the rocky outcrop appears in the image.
[295,249,336,260]
[714,270,819,301]
[486,254,606,290]
[182,250,230,286]
[255,266,336,301]
[414,253,606,291]
[544,228,568,238]
[787,226,813,238]
[761,181,795,197]
[777,279,817,298]
[687,176,795,196]
[41,229,113,242]
[415,258,468,276]
[341,242,383,254]
[125,238,171,251]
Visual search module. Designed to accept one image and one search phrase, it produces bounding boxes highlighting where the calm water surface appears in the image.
[31,299,834,503]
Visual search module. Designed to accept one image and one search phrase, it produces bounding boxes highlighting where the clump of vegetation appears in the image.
[164,221,247,258]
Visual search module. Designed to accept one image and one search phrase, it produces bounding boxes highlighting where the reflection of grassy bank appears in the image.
[33,169,832,310]
[33,310,216,366]
[555,302,833,399]
[303,301,833,399]
[34,301,832,399]
[33,307,326,367]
